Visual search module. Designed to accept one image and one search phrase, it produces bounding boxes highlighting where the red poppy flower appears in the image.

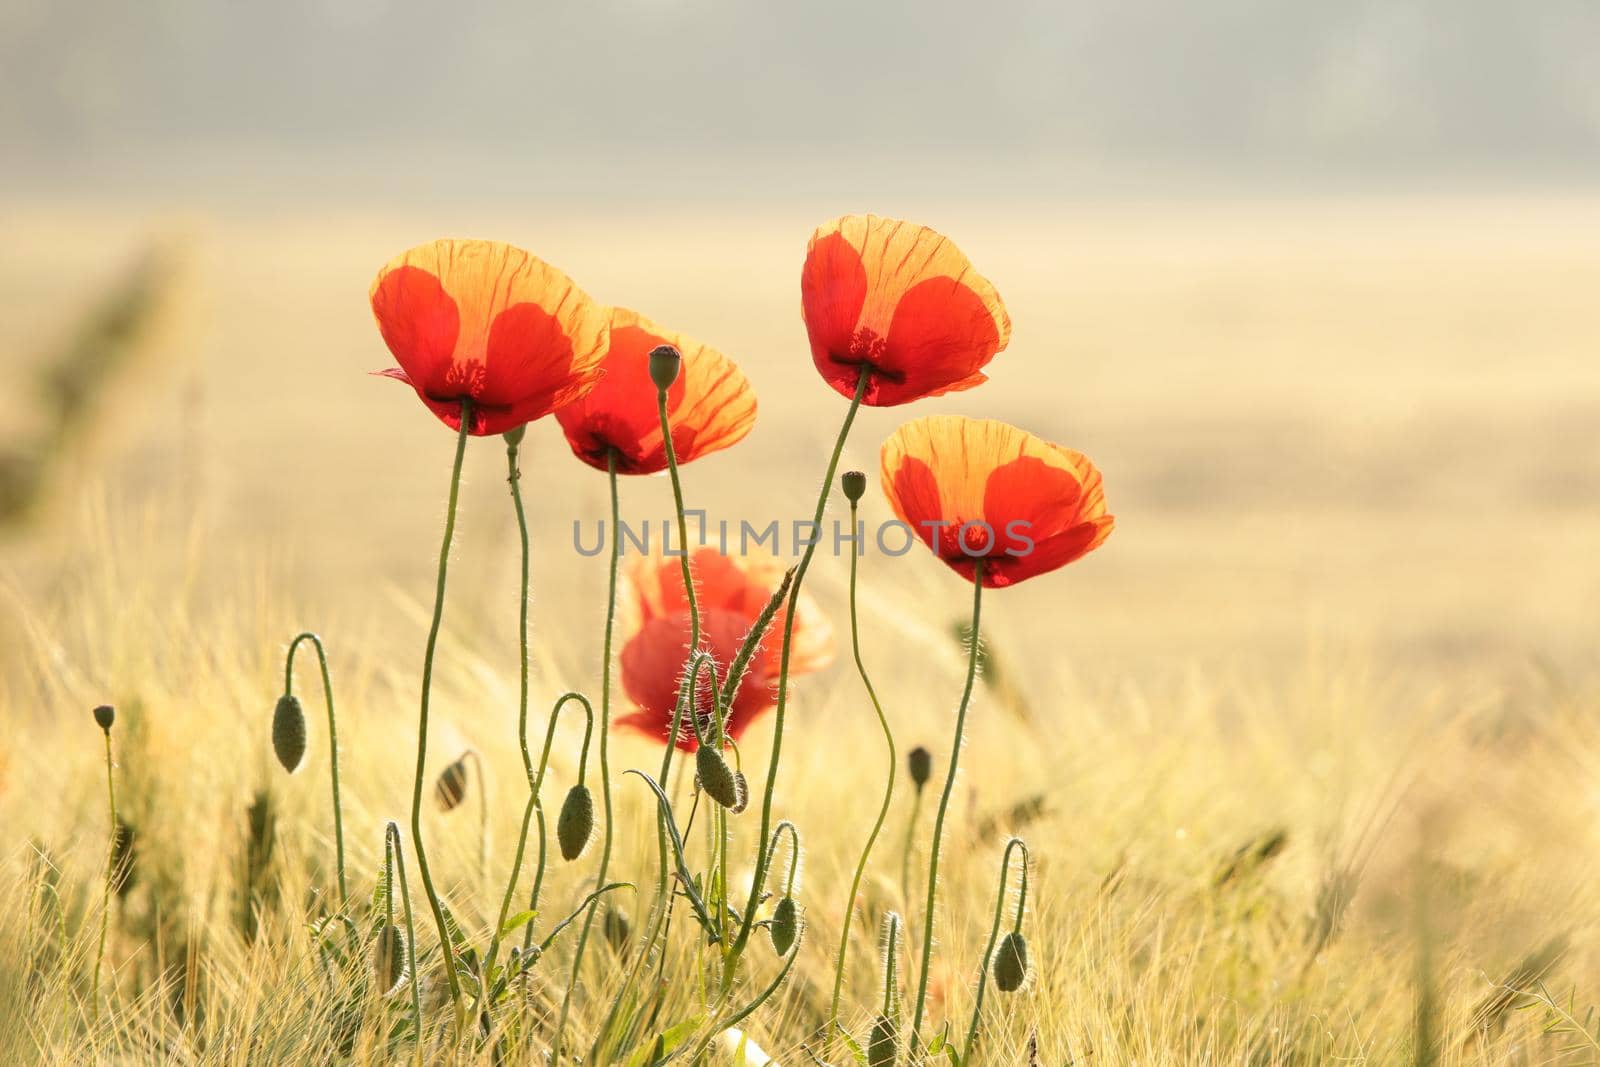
[616,549,834,750]
[370,239,609,435]
[801,215,1011,406]
[554,308,757,474]
[880,416,1114,588]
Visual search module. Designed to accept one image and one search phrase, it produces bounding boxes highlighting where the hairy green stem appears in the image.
[827,495,897,1046]
[963,837,1028,1062]
[909,559,986,1054]
[385,822,425,1066]
[409,403,474,1009]
[553,450,622,1063]
[285,632,347,909]
[91,725,117,1027]
[726,367,869,977]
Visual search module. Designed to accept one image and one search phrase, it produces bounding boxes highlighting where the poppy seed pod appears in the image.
[272,695,307,773]
[907,746,932,791]
[503,424,526,447]
[435,757,469,811]
[557,783,595,861]
[769,895,801,956]
[993,930,1029,992]
[647,344,681,391]
[93,704,115,732]
[867,1014,898,1067]
[696,745,740,809]
[373,921,407,993]
[841,470,867,503]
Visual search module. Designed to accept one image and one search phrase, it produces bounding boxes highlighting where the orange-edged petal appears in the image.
[879,415,1113,587]
[554,308,756,474]
[802,215,1010,406]
[370,239,608,435]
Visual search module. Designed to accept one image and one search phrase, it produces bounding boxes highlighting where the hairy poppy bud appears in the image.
[93,704,115,732]
[604,906,631,952]
[272,695,307,773]
[993,930,1028,992]
[841,470,867,503]
[867,1014,897,1067]
[648,344,682,391]
[730,770,749,814]
[769,895,801,955]
[557,783,595,861]
[907,746,932,791]
[696,745,740,809]
[435,756,469,811]
[373,921,406,993]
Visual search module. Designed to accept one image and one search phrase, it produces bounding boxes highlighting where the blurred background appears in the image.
[3,0,1599,687]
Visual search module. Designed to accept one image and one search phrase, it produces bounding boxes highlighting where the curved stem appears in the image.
[551,453,621,1062]
[385,822,425,1066]
[409,403,474,1009]
[487,690,593,980]
[765,820,802,898]
[286,631,347,909]
[827,497,897,1042]
[909,560,986,1053]
[726,367,869,976]
[962,838,1029,1063]
[91,727,117,1028]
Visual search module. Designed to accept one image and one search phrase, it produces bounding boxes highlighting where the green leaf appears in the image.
[623,1014,704,1067]
[833,1021,867,1063]
[498,909,538,937]
[625,770,718,938]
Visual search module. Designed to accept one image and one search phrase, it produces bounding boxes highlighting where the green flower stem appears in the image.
[909,559,986,1054]
[91,724,117,1027]
[963,837,1029,1063]
[826,495,897,1045]
[725,366,870,979]
[486,692,592,989]
[900,792,923,916]
[385,822,425,1066]
[409,402,474,1009]
[285,632,347,910]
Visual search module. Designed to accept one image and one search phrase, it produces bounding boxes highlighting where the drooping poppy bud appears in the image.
[93,704,115,732]
[696,745,740,809]
[435,755,469,811]
[993,930,1028,992]
[769,895,801,956]
[907,746,932,791]
[867,1014,898,1067]
[373,921,406,993]
[647,344,681,391]
[557,783,595,861]
[841,470,867,503]
[272,695,307,773]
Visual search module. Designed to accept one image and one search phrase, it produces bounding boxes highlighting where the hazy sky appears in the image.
[3,0,1598,198]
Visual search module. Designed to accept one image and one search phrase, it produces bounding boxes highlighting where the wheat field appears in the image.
[3,194,1600,1065]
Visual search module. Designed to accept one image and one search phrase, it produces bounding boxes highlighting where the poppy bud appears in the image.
[272,695,307,773]
[373,921,406,993]
[730,770,749,814]
[769,895,801,956]
[557,783,595,861]
[907,746,932,791]
[604,906,631,952]
[696,745,740,809]
[435,756,469,811]
[993,930,1028,992]
[648,344,681,391]
[93,704,115,732]
[867,1014,897,1067]
[841,470,867,503]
